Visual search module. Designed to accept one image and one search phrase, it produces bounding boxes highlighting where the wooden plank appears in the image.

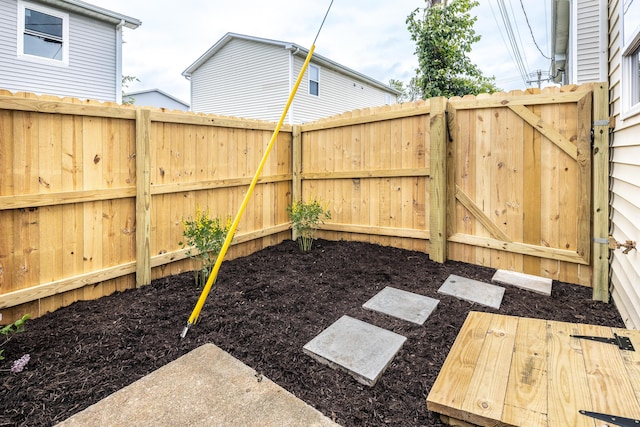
[0,188,136,210]
[576,323,640,420]
[502,317,548,427]
[455,186,511,243]
[474,95,493,266]
[449,89,590,110]
[575,92,592,264]
[148,110,290,132]
[614,327,640,404]
[504,107,524,271]
[522,103,542,276]
[547,320,593,427]
[291,125,302,240]
[320,223,429,239]
[135,109,151,287]
[429,97,447,263]
[427,311,493,421]
[299,103,431,132]
[301,168,429,180]
[508,105,578,160]
[150,174,290,196]
[460,314,518,423]
[591,82,609,301]
[0,95,137,119]
[448,233,589,264]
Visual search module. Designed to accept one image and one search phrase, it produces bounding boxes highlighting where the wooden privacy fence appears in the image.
[0,91,293,322]
[0,83,609,322]
[296,83,608,296]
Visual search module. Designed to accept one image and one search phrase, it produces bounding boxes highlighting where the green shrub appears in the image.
[180,207,232,287]
[287,199,331,252]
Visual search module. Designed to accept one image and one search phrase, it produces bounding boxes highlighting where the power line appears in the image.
[519,0,552,60]
[495,0,529,86]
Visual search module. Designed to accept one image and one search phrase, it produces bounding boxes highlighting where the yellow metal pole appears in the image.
[181,45,317,338]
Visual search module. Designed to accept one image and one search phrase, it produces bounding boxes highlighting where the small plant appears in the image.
[287,199,331,252]
[179,207,232,287]
[1,314,30,373]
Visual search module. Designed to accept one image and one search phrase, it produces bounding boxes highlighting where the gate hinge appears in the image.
[570,333,635,351]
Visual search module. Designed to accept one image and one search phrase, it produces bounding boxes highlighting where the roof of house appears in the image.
[36,0,141,29]
[124,89,190,108]
[182,32,400,95]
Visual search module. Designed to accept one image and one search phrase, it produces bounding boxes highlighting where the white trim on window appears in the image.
[621,0,640,118]
[17,0,69,67]
[309,64,319,97]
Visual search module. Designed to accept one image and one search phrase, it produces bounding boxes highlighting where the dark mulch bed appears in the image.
[1,239,624,426]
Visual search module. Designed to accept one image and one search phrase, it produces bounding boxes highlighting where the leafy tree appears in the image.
[389,77,423,103]
[121,75,139,105]
[407,0,500,98]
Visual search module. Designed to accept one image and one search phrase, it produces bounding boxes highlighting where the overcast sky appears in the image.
[88,0,552,104]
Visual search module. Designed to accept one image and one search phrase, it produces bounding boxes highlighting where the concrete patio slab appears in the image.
[438,274,505,309]
[303,315,406,387]
[57,343,340,427]
[491,269,553,296]
[362,286,439,325]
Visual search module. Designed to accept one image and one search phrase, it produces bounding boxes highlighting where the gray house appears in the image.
[553,0,640,329]
[123,89,189,111]
[182,33,400,124]
[0,0,140,102]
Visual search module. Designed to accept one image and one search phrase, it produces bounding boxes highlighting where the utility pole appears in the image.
[527,70,548,89]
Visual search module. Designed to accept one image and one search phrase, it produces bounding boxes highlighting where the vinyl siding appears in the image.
[291,55,396,124]
[190,38,291,122]
[188,37,397,124]
[0,0,117,101]
[575,0,605,82]
[608,0,640,329]
[126,91,189,111]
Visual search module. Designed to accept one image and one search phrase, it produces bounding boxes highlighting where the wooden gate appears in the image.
[445,87,594,286]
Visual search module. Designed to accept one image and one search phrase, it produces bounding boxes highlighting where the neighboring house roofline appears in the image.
[123,89,190,108]
[181,32,401,95]
[33,0,141,29]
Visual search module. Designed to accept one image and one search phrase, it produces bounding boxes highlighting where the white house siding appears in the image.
[0,0,117,101]
[291,54,395,124]
[190,38,291,122]
[126,91,189,111]
[608,0,640,329]
[574,0,606,82]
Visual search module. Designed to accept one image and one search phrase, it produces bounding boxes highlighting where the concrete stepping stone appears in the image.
[438,274,505,309]
[362,286,439,325]
[492,269,552,296]
[302,315,406,386]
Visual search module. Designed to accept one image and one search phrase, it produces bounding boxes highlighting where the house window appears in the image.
[622,0,640,114]
[17,1,69,65]
[309,65,319,96]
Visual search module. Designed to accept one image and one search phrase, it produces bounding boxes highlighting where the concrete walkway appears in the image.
[57,343,340,427]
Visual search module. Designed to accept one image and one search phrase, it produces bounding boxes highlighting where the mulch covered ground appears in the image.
[1,239,624,426]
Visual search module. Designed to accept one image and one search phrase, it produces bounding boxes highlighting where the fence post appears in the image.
[592,82,610,302]
[135,109,151,287]
[429,97,448,263]
[291,124,302,241]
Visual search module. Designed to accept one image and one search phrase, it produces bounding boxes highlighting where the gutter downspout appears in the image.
[116,19,124,103]
[288,46,300,125]
[183,74,192,112]
[598,0,608,82]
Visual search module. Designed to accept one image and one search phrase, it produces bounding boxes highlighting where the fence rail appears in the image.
[0,83,608,323]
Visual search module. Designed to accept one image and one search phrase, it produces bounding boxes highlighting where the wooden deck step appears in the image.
[427,312,640,426]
